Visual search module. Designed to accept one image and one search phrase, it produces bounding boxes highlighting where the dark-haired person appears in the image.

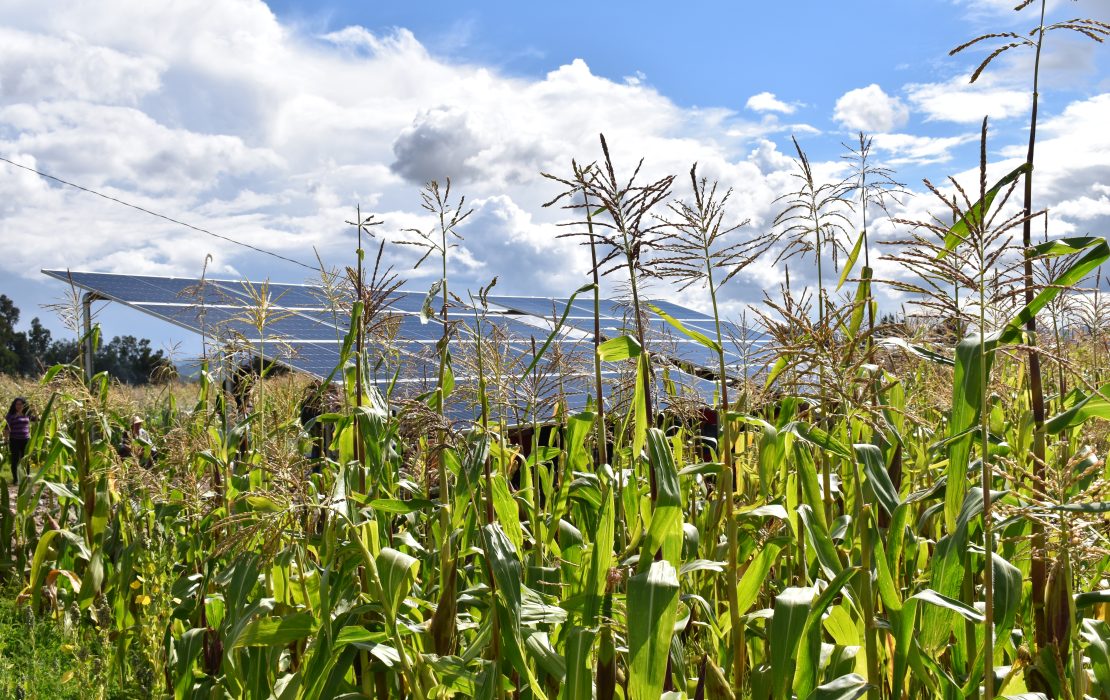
[3,397,36,485]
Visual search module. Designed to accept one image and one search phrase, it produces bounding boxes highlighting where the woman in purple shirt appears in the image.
[3,397,35,485]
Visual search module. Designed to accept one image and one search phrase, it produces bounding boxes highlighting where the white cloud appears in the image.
[1,101,283,195]
[871,132,977,165]
[954,0,1079,23]
[746,92,798,114]
[833,84,909,133]
[1001,94,1110,220]
[1052,191,1110,221]
[905,73,1030,124]
[0,27,163,104]
[747,139,793,174]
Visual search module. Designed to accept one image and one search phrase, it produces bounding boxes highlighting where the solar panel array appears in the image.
[42,270,768,422]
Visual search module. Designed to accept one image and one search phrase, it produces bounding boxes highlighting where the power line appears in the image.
[0,155,318,272]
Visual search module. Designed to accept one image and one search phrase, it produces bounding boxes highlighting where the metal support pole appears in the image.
[82,292,95,383]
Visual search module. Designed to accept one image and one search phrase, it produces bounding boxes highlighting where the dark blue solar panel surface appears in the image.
[211,282,328,309]
[489,296,582,319]
[43,270,765,414]
[382,291,427,314]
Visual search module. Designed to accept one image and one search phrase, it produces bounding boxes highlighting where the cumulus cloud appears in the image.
[905,74,1030,124]
[871,132,977,165]
[2,101,282,194]
[746,139,793,175]
[999,94,1110,226]
[833,84,910,133]
[745,92,798,114]
[0,27,163,104]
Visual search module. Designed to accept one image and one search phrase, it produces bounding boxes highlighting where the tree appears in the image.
[0,295,30,375]
[0,295,172,383]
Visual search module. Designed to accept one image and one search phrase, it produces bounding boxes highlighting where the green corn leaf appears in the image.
[1034,235,1110,256]
[765,355,789,389]
[798,505,844,579]
[522,282,597,376]
[921,527,969,652]
[173,628,206,700]
[873,534,902,612]
[561,628,596,700]
[377,548,420,621]
[856,443,900,517]
[806,673,872,700]
[334,627,398,664]
[442,350,455,398]
[795,567,860,700]
[739,504,790,520]
[245,495,283,513]
[639,428,684,572]
[1081,619,1110,693]
[795,448,828,529]
[419,279,444,324]
[565,410,594,474]
[584,486,615,626]
[945,331,998,532]
[26,528,61,611]
[992,552,1022,646]
[627,560,681,700]
[632,352,649,458]
[999,236,1109,344]
[598,334,642,361]
[770,586,818,700]
[936,162,1030,260]
[911,588,984,622]
[877,338,954,366]
[787,421,854,461]
[836,231,867,291]
[734,415,783,499]
[648,303,721,352]
[236,612,315,647]
[889,599,918,700]
[846,266,872,342]
[1047,382,1110,433]
[525,630,566,683]
[368,498,437,514]
[679,559,727,576]
[563,487,614,700]
[491,474,525,557]
[483,524,523,621]
[483,523,548,699]
[736,537,789,616]
[544,412,594,551]
[1075,588,1110,608]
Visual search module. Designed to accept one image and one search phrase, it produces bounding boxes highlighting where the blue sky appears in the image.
[1,0,1109,364]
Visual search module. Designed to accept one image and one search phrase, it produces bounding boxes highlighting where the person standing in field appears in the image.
[3,397,36,485]
[119,415,155,467]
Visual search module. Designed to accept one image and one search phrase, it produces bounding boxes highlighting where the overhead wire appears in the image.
[0,154,317,271]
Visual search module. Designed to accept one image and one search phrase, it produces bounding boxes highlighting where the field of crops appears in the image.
[2,131,1110,700]
[4,7,1110,697]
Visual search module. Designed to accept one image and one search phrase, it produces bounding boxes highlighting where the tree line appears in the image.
[0,294,174,383]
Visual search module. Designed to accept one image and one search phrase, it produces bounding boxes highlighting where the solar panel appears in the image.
[210,281,329,310]
[488,296,583,319]
[643,298,714,322]
[42,269,767,421]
